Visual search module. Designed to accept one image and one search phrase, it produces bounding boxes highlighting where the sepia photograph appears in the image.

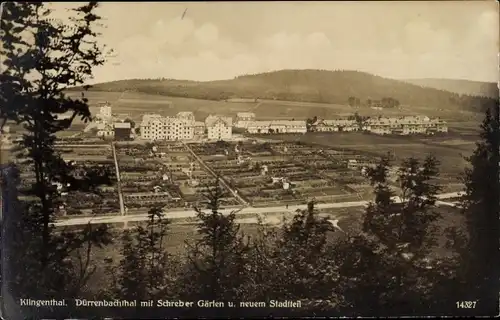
[1,1,499,319]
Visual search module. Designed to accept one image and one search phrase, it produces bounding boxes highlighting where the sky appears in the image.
[49,1,499,83]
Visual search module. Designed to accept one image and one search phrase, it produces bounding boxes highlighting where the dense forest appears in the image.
[71,70,498,114]
[404,78,498,99]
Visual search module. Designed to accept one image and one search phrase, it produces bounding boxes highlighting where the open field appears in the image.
[65,91,256,122]
[64,90,485,124]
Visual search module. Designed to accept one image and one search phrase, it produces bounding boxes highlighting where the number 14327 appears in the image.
[456,301,477,309]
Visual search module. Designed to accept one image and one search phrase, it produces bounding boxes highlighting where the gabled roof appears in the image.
[97,123,112,130]
[314,119,356,126]
[205,115,232,127]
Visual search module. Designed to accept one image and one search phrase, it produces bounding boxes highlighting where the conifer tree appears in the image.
[105,206,172,301]
[459,105,500,314]
[181,178,250,305]
[0,2,113,312]
[343,153,442,315]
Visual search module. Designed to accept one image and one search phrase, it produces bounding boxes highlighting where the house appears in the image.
[247,120,272,134]
[271,177,284,184]
[205,115,232,140]
[114,122,132,140]
[247,120,307,134]
[235,112,256,128]
[347,159,358,169]
[269,120,307,133]
[96,123,114,139]
[314,119,359,132]
[427,118,448,133]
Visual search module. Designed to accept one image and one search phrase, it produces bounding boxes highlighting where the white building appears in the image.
[205,115,232,140]
[314,119,358,132]
[247,120,307,134]
[367,116,448,135]
[98,105,112,119]
[140,113,194,141]
[235,112,256,128]
[97,123,114,138]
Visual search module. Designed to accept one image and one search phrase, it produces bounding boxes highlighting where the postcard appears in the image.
[1,1,498,318]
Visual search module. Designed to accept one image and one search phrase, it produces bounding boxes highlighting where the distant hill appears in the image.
[404,78,498,99]
[71,69,497,113]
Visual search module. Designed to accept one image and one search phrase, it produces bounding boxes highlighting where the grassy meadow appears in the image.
[64,90,484,124]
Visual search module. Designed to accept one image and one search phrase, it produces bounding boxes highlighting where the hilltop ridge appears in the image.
[403,78,498,99]
[70,69,497,113]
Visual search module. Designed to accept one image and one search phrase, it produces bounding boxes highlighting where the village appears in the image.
[91,104,448,142]
[0,101,458,221]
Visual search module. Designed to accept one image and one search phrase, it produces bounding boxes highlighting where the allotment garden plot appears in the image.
[191,141,374,207]
[115,142,240,213]
[54,143,118,216]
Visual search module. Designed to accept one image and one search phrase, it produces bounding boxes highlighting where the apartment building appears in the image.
[247,120,307,134]
[235,112,256,128]
[205,115,232,140]
[140,113,194,141]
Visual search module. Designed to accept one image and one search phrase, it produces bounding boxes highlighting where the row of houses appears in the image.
[234,112,307,134]
[234,112,447,136]
[246,120,308,134]
[99,109,448,141]
[314,116,448,135]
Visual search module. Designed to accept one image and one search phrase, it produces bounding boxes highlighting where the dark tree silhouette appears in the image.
[341,153,443,316]
[0,3,114,316]
[180,178,250,308]
[458,105,500,315]
[124,118,136,128]
[104,206,173,301]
